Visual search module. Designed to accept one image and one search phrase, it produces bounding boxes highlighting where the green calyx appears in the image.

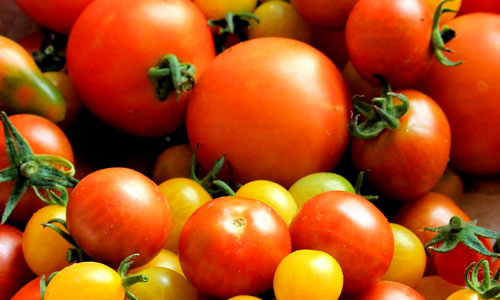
[119,254,149,300]
[425,216,500,257]
[349,75,410,140]
[40,271,59,300]
[41,218,91,263]
[208,12,260,53]
[32,29,68,72]
[0,111,79,223]
[148,54,196,102]
[431,0,463,67]
[354,170,378,202]
[464,259,500,299]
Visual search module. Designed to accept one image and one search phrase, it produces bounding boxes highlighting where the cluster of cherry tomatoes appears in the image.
[1,0,500,299]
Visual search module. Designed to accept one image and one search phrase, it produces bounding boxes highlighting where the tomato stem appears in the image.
[430,0,463,67]
[208,12,259,53]
[148,54,196,101]
[354,170,378,202]
[41,218,91,263]
[118,254,148,300]
[464,260,500,299]
[32,29,67,72]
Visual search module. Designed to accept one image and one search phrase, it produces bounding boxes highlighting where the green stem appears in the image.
[430,0,463,67]
[208,12,260,53]
[148,54,196,101]
[118,254,148,300]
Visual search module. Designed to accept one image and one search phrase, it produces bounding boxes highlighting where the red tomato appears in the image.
[0,224,35,300]
[0,114,74,224]
[418,13,500,175]
[10,276,41,300]
[67,0,216,137]
[186,37,351,188]
[291,0,359,28]
[311,27,349,70]
[346,0,433,88]
[178,196,292,299]
[14,0,93,34]
[289,191,394,294]
[66,167,171,268]
[346,281,425,300]
[458,0,500,15]
[350,90,451,200]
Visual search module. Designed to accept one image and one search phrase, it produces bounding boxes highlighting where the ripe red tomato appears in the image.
[458,0,500,15]
[0,114,74,224]
[10,276,41,300]
[345,0,433,88]
[418,13,500,175]
[178,196,292,299]
[67,0,216,137]
[66,167,171,268]
[350,90,451,200]
[0,224,35,300]
[289,191,394,294]
[186,37,351,188]
[291,0,359,28]
[346,281,425,300]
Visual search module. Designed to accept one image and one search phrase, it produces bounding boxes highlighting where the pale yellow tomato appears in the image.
[130,249,184,277]
[381,223,426,287]
[235,180,297,226]
[273,250,343,300]
[446,289,483,300]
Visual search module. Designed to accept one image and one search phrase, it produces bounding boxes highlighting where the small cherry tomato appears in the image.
[128,267,197,300]
[193,0,258,20]
[152,144,193,184]
[414,275,464,300]
[291,0,359,29]
[10,276,42,300]
[347,281,425,300]
[129,249,184,277]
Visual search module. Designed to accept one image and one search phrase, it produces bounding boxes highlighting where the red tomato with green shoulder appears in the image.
[186,37,351,188]
[67,0,216,137]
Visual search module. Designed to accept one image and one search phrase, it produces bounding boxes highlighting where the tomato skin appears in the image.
[289,191,394,294]
[178,196,292,299]
[66,168,171,268]
[10,276,42,300]
[128,267,197,300]
[346,0,433,88]
[346,281,425,300]
[193,0,258,20]
[414,275,464,300]
[291,0,359,29]
[0,114,74,224]
[186,37,351,188]
[351,90,451,201]
[446,289,485,300]
[44,72,82,128]
[458,0,500,15]
[67,0,216,137]
[0,224,35,300]
[152,144,193,184]
[129,249,184,277]
[418,13,500,175]
[0,36,66,123]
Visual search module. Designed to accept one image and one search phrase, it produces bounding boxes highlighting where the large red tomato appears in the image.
[178,196,291,299]
[289,191,394,294]
[350,90,451,201]
[418,13,500,174]
[0,114,74,225]
[0,224,35,300]
[66,167,171,268]
[67,0,216,137]
[186,37,351,188]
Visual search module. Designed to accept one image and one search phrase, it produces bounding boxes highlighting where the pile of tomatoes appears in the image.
[1,0,500,299]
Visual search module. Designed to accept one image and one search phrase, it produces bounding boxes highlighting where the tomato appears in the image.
[45,262,125,300]
[273,249,343,300]
[431,167,464,202]
[0,224,35,300]
[311,28,349,70]
[66,167,171,268]
[194,0,258,20]
[152,144,193,184]
[10,276,42,300]
[0,114,74,224]
[235,180,298,226]
[446,289,486,300]
[13,0,93,34]
[67,0,216,137]
[0,36,66,123]
[289,191,393,294]
[346,281,425,300]
[291,0,359,28]
[178,196,291,299]
[128,267,197,300]
[342,60,381,102]
[414,275,464,300]
[346,0,436,88]
[186,37,351,188]
[129,249,184,277]
[381,223,426,287]
[425,0,461,24]
[287,172,354,208]
[417,13,500,175]
[44,72,82,128]
[228,297,262,300]
[22,205,72,276]
[350,90,451,200]
[248,1,311,43]
[158,177,211,253]
[457,0,500,15]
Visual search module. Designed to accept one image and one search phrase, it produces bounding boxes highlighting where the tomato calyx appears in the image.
[148,54,196,101]
[32,29,67,72]
[208,12,259,53]
[464,259,500,299]
[0,112,78,223]
[431,0,463,67]
[425,216,500,258]
[41,218,91,263]
[40,271,58,300]
[119,254,149,300]
[349,75,410,139]
[354,170,378,202]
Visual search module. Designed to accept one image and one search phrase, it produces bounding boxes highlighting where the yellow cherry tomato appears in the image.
[152,144,193,184]
[273,249,343,300]
[45,262,125,300]
[381,223,426,287]
[22,205,72,276]
[425,0,462,24]
[235,180,297,226]
[193,0,258,20]
[446,289,484,300]
[248,1,311,43]
[414,275,464,300]
[228,296,263,300]
[128,267,197,300]
[159,178,212,252]
[130,249,184,277]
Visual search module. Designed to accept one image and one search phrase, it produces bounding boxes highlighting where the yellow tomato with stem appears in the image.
[446,289,485,300]
[130,249,184,277]
[128,267,197,300]
[193,0,258,20]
